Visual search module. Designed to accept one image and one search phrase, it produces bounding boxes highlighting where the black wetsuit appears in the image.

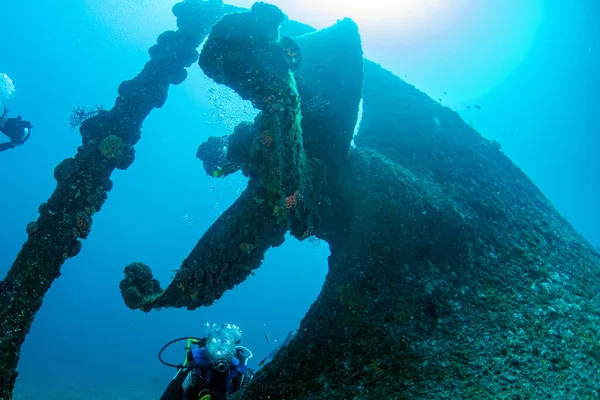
[0,113,33,152]
[160,345,249,400]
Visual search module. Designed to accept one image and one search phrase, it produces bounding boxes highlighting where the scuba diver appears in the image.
[160,323,254,400]
[0,107,33,152]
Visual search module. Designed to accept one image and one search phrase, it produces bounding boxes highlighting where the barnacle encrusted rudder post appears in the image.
[0,1,223,398]
[198,2,319,239]
[120,2,326,311]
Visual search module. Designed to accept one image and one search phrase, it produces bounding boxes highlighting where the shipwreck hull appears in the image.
[236,52,600,399]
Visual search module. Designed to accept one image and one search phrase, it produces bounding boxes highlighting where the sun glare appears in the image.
[232,0,468,42]
[90,0,542,103]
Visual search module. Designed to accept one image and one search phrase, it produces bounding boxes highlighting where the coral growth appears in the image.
[99,134,125,159]
[68,240,82,258]
[239,242,256,255]
[75,211,92,239]
[25,222,38,236]
[69,105,104,130]
[120,262,162,311]
[285,190,302,210]
[87,187,108,213]
[53,157,77,182]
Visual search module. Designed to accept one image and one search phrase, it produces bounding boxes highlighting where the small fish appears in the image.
[258,357,269,367]
[404,74,408,78]
[474,104,482,110]
[210,186,217,191]
[264,332,269,343]
[438,98,443,102]
[258,330,298,368]
[465,105,471,109]
[129,326,133,332]
[443,91,447,95]
[152,378,158,382]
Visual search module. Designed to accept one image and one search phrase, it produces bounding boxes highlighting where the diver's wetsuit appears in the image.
[0,111,32,152]
[160,343,249,400]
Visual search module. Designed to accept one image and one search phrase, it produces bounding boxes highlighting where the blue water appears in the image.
[1,1,598,398]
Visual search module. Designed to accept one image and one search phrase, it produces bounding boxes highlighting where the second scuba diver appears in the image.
[0,107,33,152]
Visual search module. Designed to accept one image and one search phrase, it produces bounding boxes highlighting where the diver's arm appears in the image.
[160,368,188,400]
[231,372,244,393]
[160,350,196,400]
[0,142,15,152]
